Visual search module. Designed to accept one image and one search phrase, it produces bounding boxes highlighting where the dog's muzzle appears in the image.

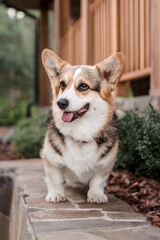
[61,103,89,123]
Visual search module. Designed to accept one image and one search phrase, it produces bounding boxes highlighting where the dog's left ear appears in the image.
[42,49,67,80]
[96,53,125,91]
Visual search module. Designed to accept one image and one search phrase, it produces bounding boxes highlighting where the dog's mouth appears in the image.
[62,103,89,123]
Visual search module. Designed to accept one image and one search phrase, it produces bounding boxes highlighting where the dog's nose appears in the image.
[57,98,69,110]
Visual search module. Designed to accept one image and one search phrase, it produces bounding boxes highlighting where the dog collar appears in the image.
[77,140,87,144]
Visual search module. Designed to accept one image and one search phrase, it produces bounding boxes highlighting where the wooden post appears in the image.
[81,0,89,64]
[54,0,60,55]
[150,0,160,95]
[110,0,118,54]
[39,6,50,107]
[114,0,131,98]
[111,0,130,97]
[54,0,70,56]
[60,0,70,37]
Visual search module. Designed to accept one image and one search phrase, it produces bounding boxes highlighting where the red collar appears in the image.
[82,141,87,143]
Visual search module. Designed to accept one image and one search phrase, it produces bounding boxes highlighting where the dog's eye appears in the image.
[78,83,89,92]
[60,81,66,90]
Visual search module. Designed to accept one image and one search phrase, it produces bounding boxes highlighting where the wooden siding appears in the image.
[60,19,82,65]
[59,0,151,82]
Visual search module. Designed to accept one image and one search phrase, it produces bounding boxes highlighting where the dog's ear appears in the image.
[96,53,125,91]
[42,49,67,79]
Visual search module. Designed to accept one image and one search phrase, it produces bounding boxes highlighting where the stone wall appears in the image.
[114,96,160,114]
[0,174,13,240]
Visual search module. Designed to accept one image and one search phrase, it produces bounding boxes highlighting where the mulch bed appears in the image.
[0,143,24,160]
[108,171,160,227]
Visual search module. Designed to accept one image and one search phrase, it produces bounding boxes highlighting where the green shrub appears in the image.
[11,113,47,158]
[0,99,30,126]
[115,105,160,181]
[0,107,23,126]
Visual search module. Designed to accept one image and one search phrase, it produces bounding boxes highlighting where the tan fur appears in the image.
[43,153,53,169]
[100,140,118,178]
[94,96,114,139]
[100,84,114,103]
[61,71,74,90]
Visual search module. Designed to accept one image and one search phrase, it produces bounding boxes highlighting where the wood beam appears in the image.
[81,0,89,64]
[54,0,70,56]
[54,0,60,55]
[121,67,151,82]
[60,0,70,37]
[39,6,50,107]
[110,0,118,53]
[150,0,160,96]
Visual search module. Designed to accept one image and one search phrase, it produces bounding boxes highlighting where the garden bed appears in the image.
[0,143,23,161]
[108,171,160,227]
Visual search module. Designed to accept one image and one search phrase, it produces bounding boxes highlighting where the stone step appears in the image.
[0,159,159,240]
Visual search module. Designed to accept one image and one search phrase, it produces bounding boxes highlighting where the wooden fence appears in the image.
[60,0,151,82]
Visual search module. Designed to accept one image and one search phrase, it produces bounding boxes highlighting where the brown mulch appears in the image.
[0,143,24,161]
[108,171,160,227]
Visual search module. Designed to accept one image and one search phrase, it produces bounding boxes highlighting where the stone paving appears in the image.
[0,159,160,240]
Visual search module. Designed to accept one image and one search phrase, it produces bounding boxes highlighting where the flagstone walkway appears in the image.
[0,159,160,240]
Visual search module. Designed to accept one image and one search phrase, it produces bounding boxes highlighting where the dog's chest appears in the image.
[63,138,98,175]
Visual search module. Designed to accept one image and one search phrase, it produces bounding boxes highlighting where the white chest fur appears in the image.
[63,138,98,176]
[43,136,100,185]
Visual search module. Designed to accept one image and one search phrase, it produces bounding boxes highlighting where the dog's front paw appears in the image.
[46,192,67,203]
[87,191,108,203]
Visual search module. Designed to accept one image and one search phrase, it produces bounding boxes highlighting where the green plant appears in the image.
[11,113,47,158]
[0,99,29,126]
[0,98,38,126]
[0,107,23,126]
[115,105,160,181]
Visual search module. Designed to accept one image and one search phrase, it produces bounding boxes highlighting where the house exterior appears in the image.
[3,0,160,106]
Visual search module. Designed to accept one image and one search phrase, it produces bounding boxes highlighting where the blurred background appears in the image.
[1,2,160,235]
[0,0,160,159]
[1,0,160,111]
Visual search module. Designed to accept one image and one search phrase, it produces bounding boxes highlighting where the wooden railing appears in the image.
[119,0,151,81]
[60,19,82,65]
[60,0,151,82]
[89,0,118,64]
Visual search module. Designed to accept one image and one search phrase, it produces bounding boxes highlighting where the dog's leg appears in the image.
[87,173,109,203]
[87,141,118,203]
[44,161,66,203]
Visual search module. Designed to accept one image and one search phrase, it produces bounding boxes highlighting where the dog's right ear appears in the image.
[42,49,67,79]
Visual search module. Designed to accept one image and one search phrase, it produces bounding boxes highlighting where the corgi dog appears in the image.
[41,49,125,203]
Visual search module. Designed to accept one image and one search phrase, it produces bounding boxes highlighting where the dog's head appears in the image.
[42,49,125,141]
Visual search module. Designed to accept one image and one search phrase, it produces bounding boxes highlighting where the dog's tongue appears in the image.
[62,112,73,122]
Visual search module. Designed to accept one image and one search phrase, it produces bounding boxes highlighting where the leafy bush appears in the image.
[0,99,38,126]
[115,105,160,181]
[0,99,26,126]
[11,113,47,158]
[0,107,24,126]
